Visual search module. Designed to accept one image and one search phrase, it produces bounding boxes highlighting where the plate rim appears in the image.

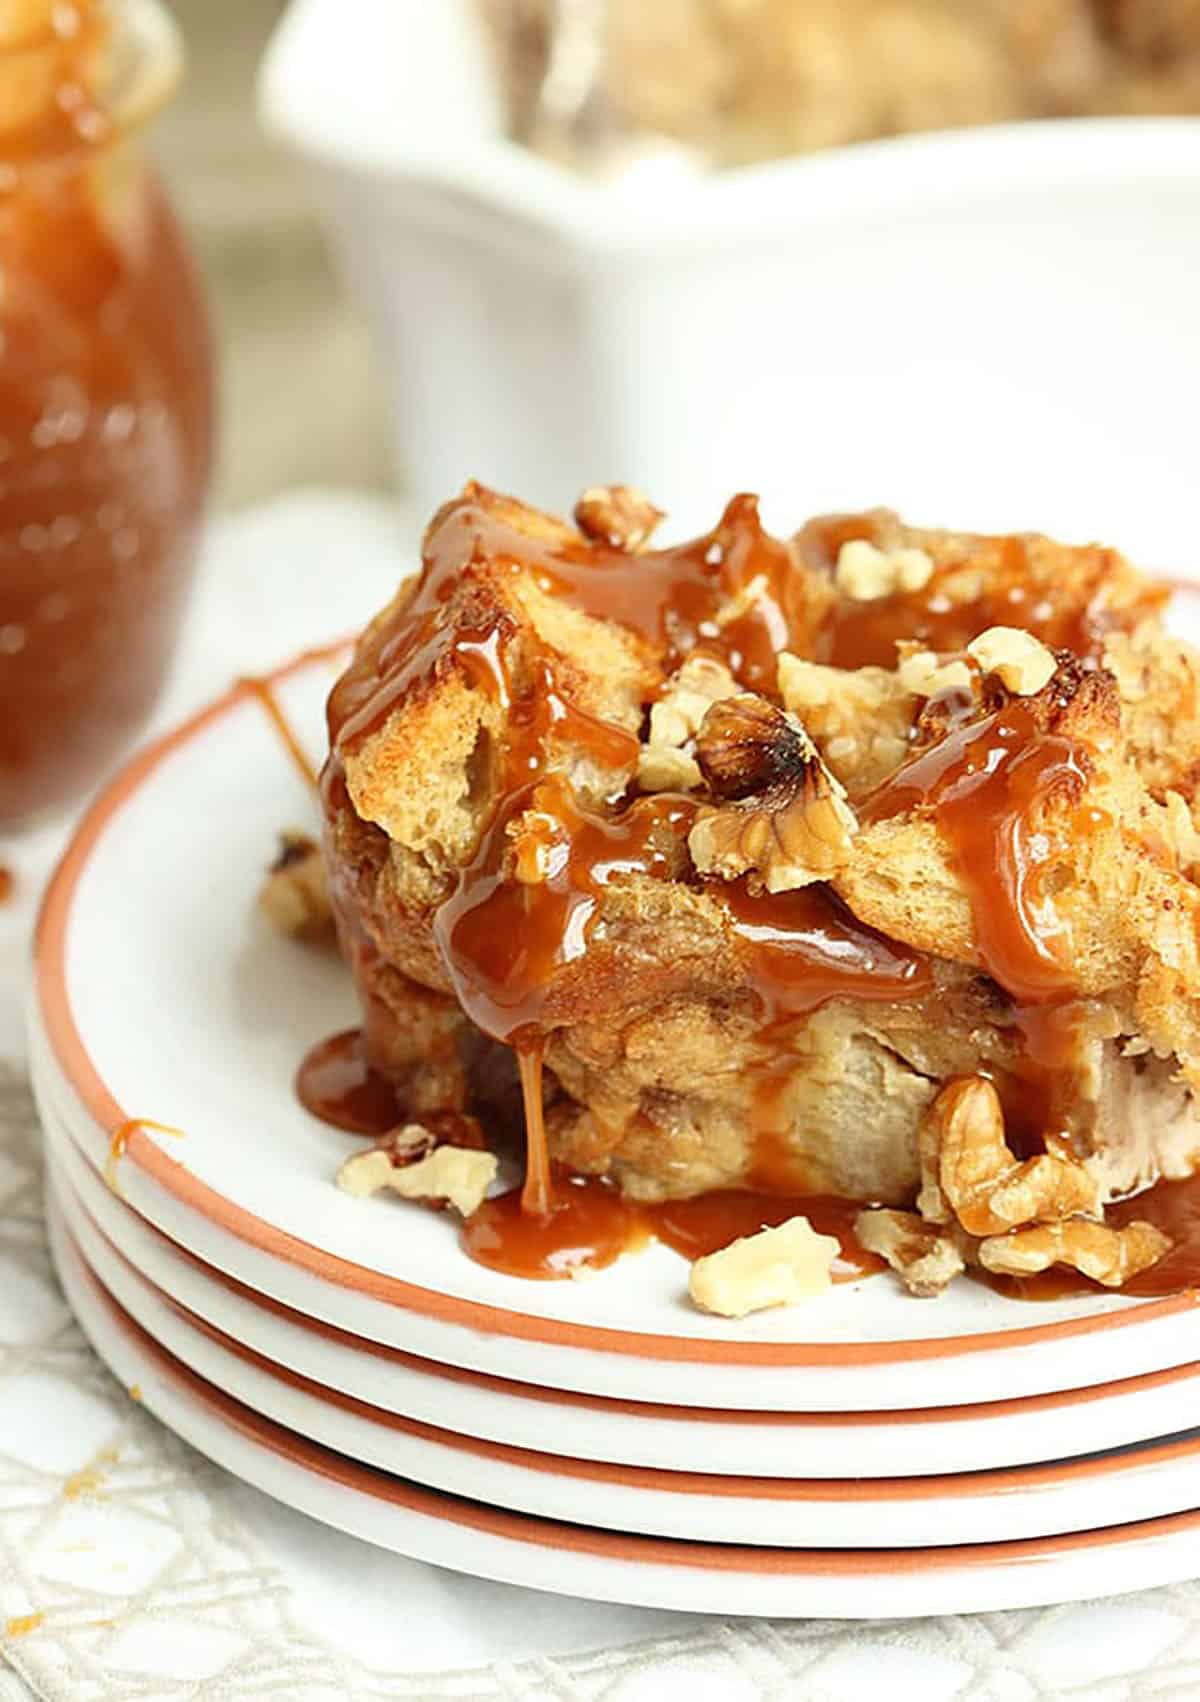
[46,1094,1200,1434]
[33,640,1200,1370]
[48,1193,1200,1589]
[53,1158,1200,1510]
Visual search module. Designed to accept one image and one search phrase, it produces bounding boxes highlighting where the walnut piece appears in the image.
[637,744,702,793]
[977,1219,1170,1287]
[896,650,975,698]
[506,807,568,884]
[776,652,913,794]
[855,1208,967,1297]
[638,654,738,794]
[835,538,934,601]
[337,1126,498,1217]
[258,830,334,941]
[648,654,739,749]
[920,1077,1102,1238]
[574,485,664,551]
[688,1216,840,1317]
[966,626,1057,696]
[689,694,858,892]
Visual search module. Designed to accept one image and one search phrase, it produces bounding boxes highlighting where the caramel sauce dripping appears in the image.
[517,1046,551,1217]
[864,702,1091,1004]
[240,675,319,789]
[104,1116,182,1193]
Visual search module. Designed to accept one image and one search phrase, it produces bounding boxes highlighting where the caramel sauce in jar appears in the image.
[0,2,213,823]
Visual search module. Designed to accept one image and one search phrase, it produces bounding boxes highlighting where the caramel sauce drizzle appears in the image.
[461,1177,883,1283]
[240,675,320,790]
[516,1047,551,1217]
[309,491,1191,1290]
[325,489,820,751]
[800,517,1170,671]
[718,879,931,1026]
[295,1028,404,1136]
[864,702,1091,1003]
[104,1117,183,1194]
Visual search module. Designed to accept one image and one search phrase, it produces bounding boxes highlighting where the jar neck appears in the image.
[0,0,181,178]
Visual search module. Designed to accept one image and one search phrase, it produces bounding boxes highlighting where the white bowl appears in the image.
[260,0,1200,559]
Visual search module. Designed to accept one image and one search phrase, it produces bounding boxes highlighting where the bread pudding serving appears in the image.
[296,482,1200,1312]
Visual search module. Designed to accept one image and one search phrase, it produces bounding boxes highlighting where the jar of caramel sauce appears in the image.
[0,0,213,823]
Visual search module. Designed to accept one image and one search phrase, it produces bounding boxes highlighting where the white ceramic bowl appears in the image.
[260,0,1200,559]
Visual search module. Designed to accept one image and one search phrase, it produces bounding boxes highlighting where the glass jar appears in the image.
[0,0,213,823]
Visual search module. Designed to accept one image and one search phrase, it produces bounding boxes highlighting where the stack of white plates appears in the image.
[30,640,1200,1618]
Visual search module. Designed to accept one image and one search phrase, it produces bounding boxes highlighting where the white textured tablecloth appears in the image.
[5,491,1200,1701]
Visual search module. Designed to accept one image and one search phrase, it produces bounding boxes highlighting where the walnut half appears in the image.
[258,830,334,941]
[855,1208,967,1297]
[574,485,664,551]
[688,694,858,892]
[978,1220,1170,1288]
[919,1076,1102,1238]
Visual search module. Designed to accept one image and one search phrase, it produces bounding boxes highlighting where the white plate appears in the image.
[32,626,1200,1411]
[43,1100,1200,1481]
[50,1156,1200,1550]
[48,1194,1200,1618]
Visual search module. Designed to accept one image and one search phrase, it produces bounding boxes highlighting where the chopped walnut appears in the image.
[688,1216,840,1317]
[574,485,664,551]
[337,1123,498,1217]
[896,649,975,698]
[506,807,569,884]
[776,652,914,795]
[688,694,858,892]
[648,654,739,749]
[977,1219,1170,1288]
[637,744,702,793]
[835,538,934,601]
[920,1077,1102,1238]
[966,627,1057,696]
[258,831,334,941]
[855,1208,968,1297]
[638,655,738,795]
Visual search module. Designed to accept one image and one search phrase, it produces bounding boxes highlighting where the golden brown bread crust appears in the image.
[322,483,1200,1207]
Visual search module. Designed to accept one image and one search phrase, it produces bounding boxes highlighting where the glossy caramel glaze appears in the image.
[461,1175,881,1282]
[719,879,931,1025]
[326,491,821,754]
[865,702,1091,1002]
[295,1029,403,1136]
[800,517,1169,671]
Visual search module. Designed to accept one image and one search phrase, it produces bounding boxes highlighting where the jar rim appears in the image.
[108,0,185,134]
